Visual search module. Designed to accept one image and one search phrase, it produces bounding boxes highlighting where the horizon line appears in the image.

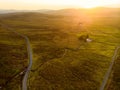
[0,6,120,11]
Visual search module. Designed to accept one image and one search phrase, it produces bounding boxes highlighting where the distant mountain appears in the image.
[0,7,120,16]
[0,9,54,14]
[35,9,55,13]
[0,10,15,14]
[0,10,29,14]
[38,8,87,16]
[42,7,120,16]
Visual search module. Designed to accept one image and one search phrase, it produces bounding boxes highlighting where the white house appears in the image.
[86,38,92,42]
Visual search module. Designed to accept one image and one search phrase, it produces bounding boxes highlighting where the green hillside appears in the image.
[0,25,28,89]
[0,8,120,90]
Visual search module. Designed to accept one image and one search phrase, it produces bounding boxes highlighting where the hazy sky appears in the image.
[0,0,120,10]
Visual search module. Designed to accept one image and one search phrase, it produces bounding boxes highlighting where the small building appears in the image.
[86,38,92,42]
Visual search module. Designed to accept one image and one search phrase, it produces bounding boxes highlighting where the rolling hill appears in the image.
[0,8,120,90]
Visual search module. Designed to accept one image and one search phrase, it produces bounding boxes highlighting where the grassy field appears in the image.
[0,25,28,89]
[105,50,120,90]
[0,8,120,90]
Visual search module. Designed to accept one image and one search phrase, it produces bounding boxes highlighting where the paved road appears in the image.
[1,21,119,90]
[99,46,120,90]
[0,22,33,90]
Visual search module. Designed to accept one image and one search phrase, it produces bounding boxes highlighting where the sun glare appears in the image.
[69,0,107,8]
[79,5,98,9]
[38,0,107,8]
[38,0,120,9]
[0,0,120,9]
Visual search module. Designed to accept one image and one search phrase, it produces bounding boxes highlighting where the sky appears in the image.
[0,0,120,10]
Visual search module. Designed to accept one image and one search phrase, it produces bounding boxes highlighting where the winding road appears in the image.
[1,20,120,90]
[99,46,120,90]
[0,22,33,90]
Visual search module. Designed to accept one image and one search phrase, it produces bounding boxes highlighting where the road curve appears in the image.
[99,46,120,90]
[0,22,33,90]
[22,37,33,90]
